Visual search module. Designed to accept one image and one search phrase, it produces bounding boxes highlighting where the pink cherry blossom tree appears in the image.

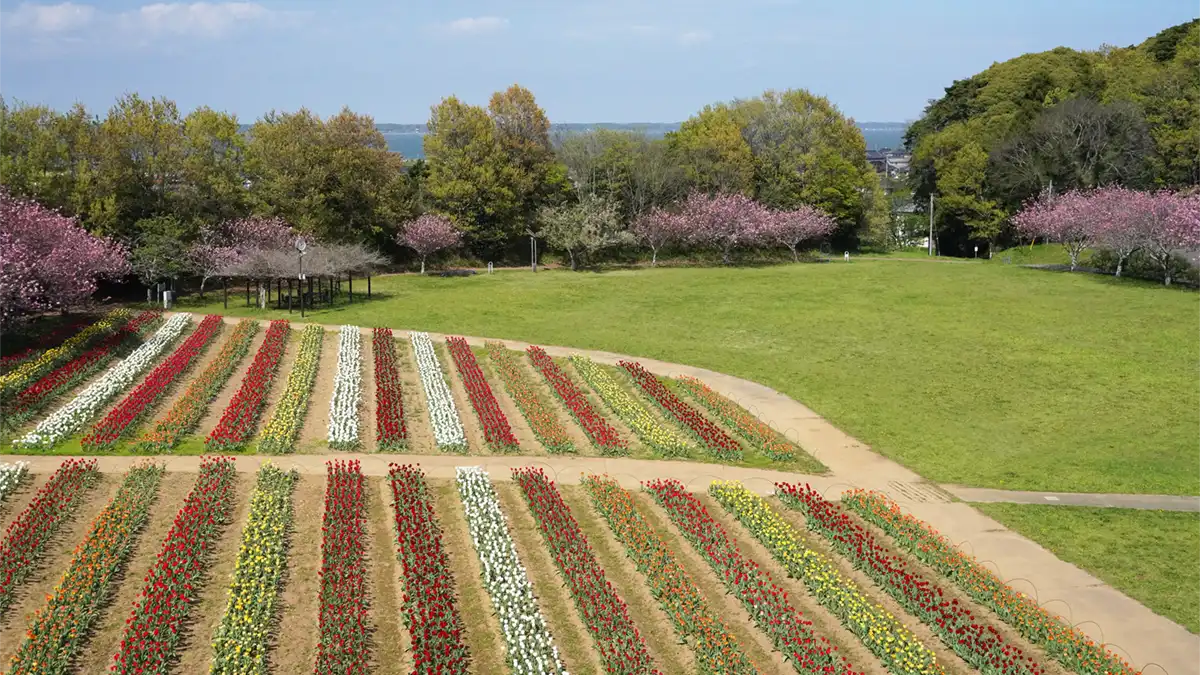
[190,216,295,296]
[677,192,773,264]
[0,190,129,325]
[1139,191,1200,286]
[1087,187,1147,278]
[765,205,838,262]
[1012,190,1096,270]
[631,207,686,266]
[398,214,462,273]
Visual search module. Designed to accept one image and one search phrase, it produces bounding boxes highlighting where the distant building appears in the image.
[866,149,910,181]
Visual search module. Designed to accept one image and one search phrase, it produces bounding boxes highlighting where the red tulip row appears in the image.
[373,328,408,450]
[776,483,1044,675]
[388,464,469,673]
[0,458,101,617]
[527,346,627,454]
[486,342,575,454]
[643,478,855,675]
[446,337,519,452]
[205,319,290,451]
[110,456,238,675]
[136,319,260,453]
[9,462,165,673]
[512,467,660,675]
[315,460,373,675]
[675,376,797,461]
[0,316,93,373]
[619,361,742,461]
[5,311,162,428]
[82,314,225,450]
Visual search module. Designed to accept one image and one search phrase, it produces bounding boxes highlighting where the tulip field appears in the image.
[0,316,1150,675]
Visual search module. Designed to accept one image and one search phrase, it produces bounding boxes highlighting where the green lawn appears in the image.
[976,503,1200,633]
[167,261,1198,494]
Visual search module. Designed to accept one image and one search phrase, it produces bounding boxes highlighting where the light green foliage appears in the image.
[556,129,683,222]
[667,105,755,196]
[536,193,629,269]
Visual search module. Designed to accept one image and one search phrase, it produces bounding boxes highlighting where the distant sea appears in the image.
[383,122,909,159]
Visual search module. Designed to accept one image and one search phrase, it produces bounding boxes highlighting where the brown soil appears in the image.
[0,474,119,663]
[367,475,411,674]
[254,330,302,446]
[0,473,42,531]
[395,333,436,455]
[172,471,255,673]
[194,325,270,438]
[472,347,544,456]
[694,493,889,675]
[143,322,236,433]
[13,359,116,436]
[73,471,199,674]
[630,490,789,672]
[558,485,696,675]
[430,480,507,675]
[509,349,596,458]
[296,329,340,452]
[494,481,603,675]
[433,342,490,456]
[558,357,651,458]
[597,363,706,462]
[765,496,976,675]
[360,328,378,453]
[267,474,324,673]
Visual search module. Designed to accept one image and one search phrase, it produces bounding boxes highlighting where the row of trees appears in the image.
[1014,187,1200,284]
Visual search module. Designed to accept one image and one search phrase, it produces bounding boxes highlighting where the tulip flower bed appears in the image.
[8,462,164,673]
[0,317,89,374]
[136,319,260,453]
[581,474,757,674]
[0,461,30,502]
[775,483,1044,675]
[411,331,468,453]
[571,356,691,457]
[841,490,1139,675]
[205,319,290,452]
[528,347,626,455]
[511,467,660,675]
[643,478,854,675]
[315,460,372,674]
[709,481,942,675]
[0,458,100,617]
[676,376,798,462]
[373,327,408,450]
[457,466,565,674]
[486,343,575,454]
[259,324,324,454]
[447,336,519,452]
[327,325,363,450]
[211,462,297,675]
[388,463,469,673]
[619,361,742,462]
[110,456,238,675]
[0,308,133,397]
[81,314,225,451]
[13,314,191,450]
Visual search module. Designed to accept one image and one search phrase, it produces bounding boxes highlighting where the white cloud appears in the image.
[678,29,711,46]
[438,16,508,36]
[123,2,271,38]
[3,2,95,32]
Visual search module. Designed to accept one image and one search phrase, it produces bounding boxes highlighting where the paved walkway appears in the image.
[48,311,1200,674]
[945,485,1200,512]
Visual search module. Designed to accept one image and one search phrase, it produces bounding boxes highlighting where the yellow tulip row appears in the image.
[570,355,691,457]
[710,481,945,675]
[210,462,298,675]
[0,308,131,393]
[258,325,324,454]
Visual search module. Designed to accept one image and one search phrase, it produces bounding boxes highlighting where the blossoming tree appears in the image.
[398,214,463,274]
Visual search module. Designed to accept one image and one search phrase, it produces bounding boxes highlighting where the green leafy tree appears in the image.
[537,194,629,270]
[177,106,249,226]
[667,106,755,196]
[131,215,193,287]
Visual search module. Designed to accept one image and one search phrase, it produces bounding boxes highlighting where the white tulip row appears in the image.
[0,461,30,502]
[327,325,363,449]
[410,331,467,452]
[456,467,567,675]
[13,314,192,450]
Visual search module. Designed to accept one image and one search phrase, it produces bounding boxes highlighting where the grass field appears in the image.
[977,503,1200,633]
[175,261,1199,495]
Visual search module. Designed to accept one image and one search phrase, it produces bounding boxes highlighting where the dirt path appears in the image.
[368,475,410,674]
[495,482,603,675]
[194,325,269,438]
[694,493,888,675]
[430,480,507,675]
[395,333,436,455]
[472,346,544,456]
[0,474,120,664]
[296,331,340,452]
[73,472,198,674]
[173,471,255,674]
[559,485,696,675]
[360,328,378,453]
[434,342,492,457]
[268,473,323,673]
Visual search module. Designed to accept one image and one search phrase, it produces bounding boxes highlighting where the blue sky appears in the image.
[1,0,1196,124]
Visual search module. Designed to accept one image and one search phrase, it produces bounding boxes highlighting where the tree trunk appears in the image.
[419,258,426,275]
[199,276,207,300]
[568,250,577,271]
[1115,255,1126,278]
[650,248,658,267]
[1068,247,1079,271]
[789,244,799,262]
[722,244,733,265]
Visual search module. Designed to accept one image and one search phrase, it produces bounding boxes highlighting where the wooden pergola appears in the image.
[217,242,387,314]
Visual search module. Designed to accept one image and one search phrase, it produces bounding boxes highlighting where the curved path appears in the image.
[11,310,1196,675]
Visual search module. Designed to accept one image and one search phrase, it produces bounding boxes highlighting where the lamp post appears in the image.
[295,237,308,318]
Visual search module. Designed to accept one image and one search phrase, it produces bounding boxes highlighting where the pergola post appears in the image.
[348,272,353,304]
[288,279,293,313]
[245,279,250,307]
[223,277,228,309]
[367,274,371,298]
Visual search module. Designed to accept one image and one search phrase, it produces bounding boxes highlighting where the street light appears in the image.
[295,237,308,318]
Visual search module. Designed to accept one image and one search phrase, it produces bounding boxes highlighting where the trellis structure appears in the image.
[217,243,387,313]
